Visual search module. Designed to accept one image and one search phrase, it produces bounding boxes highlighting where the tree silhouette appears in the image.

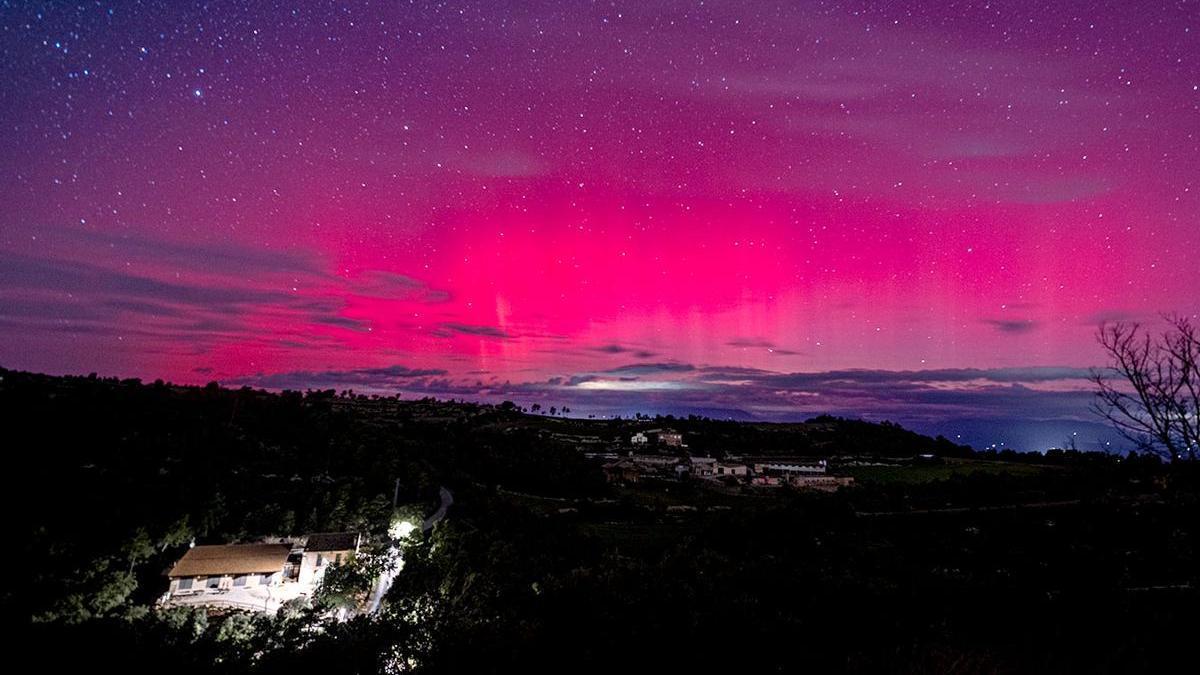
[1092,316,1200,460]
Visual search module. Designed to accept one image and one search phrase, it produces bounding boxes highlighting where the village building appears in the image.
[714,462,749,477]
[688,456,717,477]
[161,533,360,613]
[651,429,684,447]
[163,543,298,613]
[603,459,642,484]
[754,460,827,476]
[788,475,855,491]
[631,454,679,468]
[658,432,683,447]
[298,532,361,586]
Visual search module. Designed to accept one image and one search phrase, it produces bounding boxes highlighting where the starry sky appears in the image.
[2,1,1198,450]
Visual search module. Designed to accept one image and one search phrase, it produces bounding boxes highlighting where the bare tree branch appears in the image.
[1091,317,1200,460]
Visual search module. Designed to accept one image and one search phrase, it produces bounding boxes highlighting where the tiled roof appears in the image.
[168,544,291,577]
[304,532,358,552]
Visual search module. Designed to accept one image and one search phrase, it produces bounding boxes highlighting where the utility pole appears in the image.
[392,477,401,509]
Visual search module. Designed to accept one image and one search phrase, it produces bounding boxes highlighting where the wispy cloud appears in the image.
[590,343,657,358]
[984,318,1040,334]
[348,271,451,303]
[604,362,696,375]
[432,322,512,339]
[0,230,457,361]
[726,337,804,355]
[235,365,449,390]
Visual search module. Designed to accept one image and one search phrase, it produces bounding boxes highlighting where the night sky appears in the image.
[2,1,1198,450]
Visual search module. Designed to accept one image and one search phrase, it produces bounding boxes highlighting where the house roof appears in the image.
[168,544,291,578]
[304,532,359,552]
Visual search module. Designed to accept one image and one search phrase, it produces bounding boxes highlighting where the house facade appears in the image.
[603,459,642,483]
[164,543,295,611]
[298,532,361,586]
[754,460,827,476]
[162,533,359,613]
[715,462,749,477]
[688,456,717,477]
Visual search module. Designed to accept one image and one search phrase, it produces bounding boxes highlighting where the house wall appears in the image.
[298,550,352,586]
[789,475,854,490]
[169,570,282,596]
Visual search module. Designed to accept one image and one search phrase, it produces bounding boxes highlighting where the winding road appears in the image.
[366,486,453,614]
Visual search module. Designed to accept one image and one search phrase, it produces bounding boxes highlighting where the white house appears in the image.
[715,462,749,477]
[297,532,361,586]
[754,460,827,475]
[162,532,360,613]
[689,456,718,476]
[163,543,300,612]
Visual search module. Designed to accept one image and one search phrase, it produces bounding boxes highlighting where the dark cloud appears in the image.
[725,337,804,355]
[349,271,451,303]
[103,299,186,317]
[697,366,776,378]
[593,344,630,353]
[51,227,326,277]
[234,364,449,390]
[984,318,1039,334]
[590,343,657,358]
[0,238,457,360]
[1083,309,1143,325]
[312,315,373,332]
[605,362,697,375]
[749,366,1093,386]
[432,322,512,339]
[726,337,775,348]
[0,249,298,310]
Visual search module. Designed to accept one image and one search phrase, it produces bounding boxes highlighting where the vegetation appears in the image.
[1093,315,1200,460]
[10,368,1199,673]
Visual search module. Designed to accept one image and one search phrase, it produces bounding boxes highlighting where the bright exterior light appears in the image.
[389,519,417,540]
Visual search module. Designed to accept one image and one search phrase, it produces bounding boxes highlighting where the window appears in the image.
[260,574,272,585]
[317,554,326,566]
[233,575,247,587]
[335,553,342,565]
[206,576,220,589]
[177,577,193,591]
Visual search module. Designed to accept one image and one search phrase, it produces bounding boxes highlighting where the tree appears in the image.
[1092,316,1200,460]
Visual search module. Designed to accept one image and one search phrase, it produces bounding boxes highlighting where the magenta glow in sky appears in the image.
[2,1,1197,450]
